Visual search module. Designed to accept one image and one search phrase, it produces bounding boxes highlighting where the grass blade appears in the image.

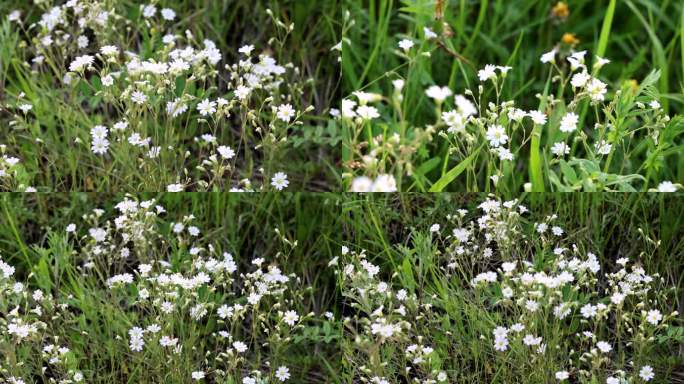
[429,144,483,192]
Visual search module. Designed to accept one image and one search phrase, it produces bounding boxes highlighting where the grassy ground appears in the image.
[340,193,684,383]
[0,0,340,191]
[342,1,684,192]
[0,193,342,383]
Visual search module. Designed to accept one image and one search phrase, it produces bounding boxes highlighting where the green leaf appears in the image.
[429,144,483,192]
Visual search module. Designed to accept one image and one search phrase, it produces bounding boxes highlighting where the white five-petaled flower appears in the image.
[217,146,235,160]
[486,125,508,147]
[555,371,569,381]
[646,309,662,325]
[540,49,556,64]
[271,172,289,190]
[191,371,204,381]
[398,39,414,51]
[528,110,547,125]
[656,181,678,192]
[639,366,654,381]
[197,99,216,116]
[478,64,497,82]
[69,55,94,72]
[425,85,453,103]
[559,112,579,133]
[275,366,290,382]
[276,104,296,122]
[283,310,299,326]
[131,91,147,105]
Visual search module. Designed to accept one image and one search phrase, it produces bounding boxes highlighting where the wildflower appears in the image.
[639,366,654,381]
[580,303,597,318]
[528,110,547,125]
[594,56,610,70]
[142,5,156,18]
[656,181,678,192]
[356,105,380,121]
[233,341,248,353]
[540,49,556,64]
[77,35,89,49]
[646,309,662,325]
[442,110,466,133]
[167,98,188,117]
[596,341,612,353]
[271,172,289,190]
[69,55,94,72]
[100,45,118,56]
[371,174,397,192]
[350,176,373,192]
[101,75,114,87]
[496,147,513,161]
[551,142,570,157]
[425,85,452,103]
[555,371,570,381]
[167,183,184,192]
[649,100,661,110]
[66,224,76,233]
[606,377,619,384]
[234,85,251,100]
[275,366,290,382]
[131,91,147,105]
[276,104,296,122]
[571,72,590,88]
[398,39,414,51]
[217,146,235,160]
[437,372,447,382]
[559,112,579,133]
[478,64,497,82]
[191,371,205,381]
[595,140,611,155]
[587,78,607,101]
[562,33,580,46]
[197,99,216,116]
[551,2,569,19]
[493,337,508,351]
[239,45,255,56]
[283,310,299,326]
[430,224,440,233]
[161,8,176,20]
[486,125,508,147]
[18,104,32,114]
[424,27,437,39]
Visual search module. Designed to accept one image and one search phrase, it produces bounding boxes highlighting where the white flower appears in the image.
[559,112,579,133]
[142,5,156,18]
[197,99,216,116]
[131,91,147,105]
[571,72,591,88]
[191,371,205,381]
[77,35,89,49]
[91,138,109,155]
[594,56,610,69]
[580,303,597,318]
[442,110,467,134]
[100,45,118,56]
[551,142,570,157]
[425,85,452,103]
[540,49,556,63]
[283,310,299,326]
[455,95,477,116]
[496,147,513,161]
[356,105,380,121]
[478,64,497,82]
[398,39,414,51]
[430,224,440,233]
[596,341,612,353]
[101,75,114,87]
[639,366,654,381]
[239,45,255,56]
[18,104,32,113]
[493,337,508,351]
[276,104,296,122]
[649,100,661,110]
[350,176,373,192]
[555,371,569,381]
[486,125,508,147]
[66,224,76,233]
[371,174,397,192]
[167,98,188,117]
[528,110,547,125]
[161,8,176,20]
[167,183,184,192]
[595,140,612,155]
[275,366,290,382]
[646,309,662,325]
[235,85,252,100]
[217,146,235,160]
[69,55,94,72]
[233,341,248,353]
[271,172,289,190]
[587,78,607,101]
[437,372,447,382]
[657,181,678,192]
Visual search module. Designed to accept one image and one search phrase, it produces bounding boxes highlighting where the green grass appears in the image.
[340,193,684,383]
[0,193,342,383]
[0,1,341,191]
[342,0,684,192]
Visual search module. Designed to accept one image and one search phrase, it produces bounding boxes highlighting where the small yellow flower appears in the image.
[561,33,580,46]
[552,2,570,20]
